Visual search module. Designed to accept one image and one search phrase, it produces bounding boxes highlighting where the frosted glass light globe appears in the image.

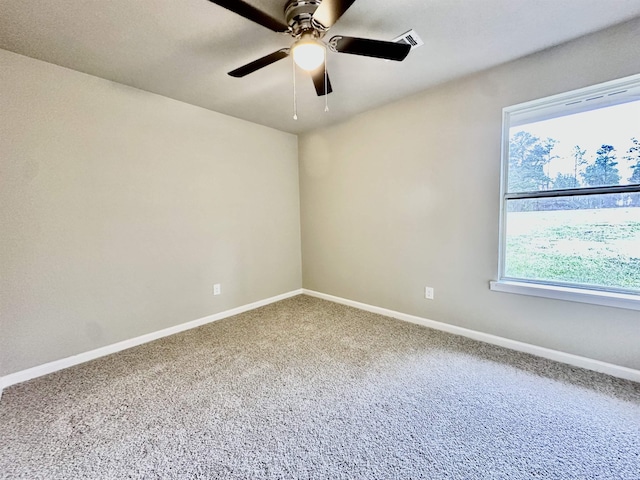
[292,39,325,71]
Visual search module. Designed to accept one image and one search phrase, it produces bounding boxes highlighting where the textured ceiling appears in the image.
[1,0,640,134]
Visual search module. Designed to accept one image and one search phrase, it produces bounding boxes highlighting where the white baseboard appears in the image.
[2,287,636,400]
[302,289,640,383]
[0,289,303,393]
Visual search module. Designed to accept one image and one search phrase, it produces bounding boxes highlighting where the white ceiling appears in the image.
[1,0,640,134]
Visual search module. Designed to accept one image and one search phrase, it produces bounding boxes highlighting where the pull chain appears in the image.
[324,46,329,112]
[292,58,298,120]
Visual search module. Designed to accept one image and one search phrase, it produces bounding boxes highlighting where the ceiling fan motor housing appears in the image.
[285,0,326,37]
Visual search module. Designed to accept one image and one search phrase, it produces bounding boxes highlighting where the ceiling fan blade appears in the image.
[310,64,333,96]
[312,0,357,29]
[228,49,290,77]
[330,35,411,61]
[208,0,289,33]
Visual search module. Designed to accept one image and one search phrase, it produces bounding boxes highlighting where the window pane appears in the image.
[507,100,640,193]
[504,192,640,292]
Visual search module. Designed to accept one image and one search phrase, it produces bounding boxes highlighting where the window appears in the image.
[491,74,640,311]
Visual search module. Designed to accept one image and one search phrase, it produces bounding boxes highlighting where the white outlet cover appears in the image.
[425,287,434,300]
[213,284,221,295]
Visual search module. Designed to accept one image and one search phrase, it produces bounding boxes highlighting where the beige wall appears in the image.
[0,50,301,376]
[2,19,639,378]
[299,19,640,370]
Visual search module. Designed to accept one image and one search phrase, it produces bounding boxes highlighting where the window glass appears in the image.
[504,192,640,291]
[500,74,640,296]
[507,101,640,193]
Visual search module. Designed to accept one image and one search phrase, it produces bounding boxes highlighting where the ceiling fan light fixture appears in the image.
[292,35,325,71]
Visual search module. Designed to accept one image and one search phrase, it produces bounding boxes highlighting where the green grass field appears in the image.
[504,207,640,291]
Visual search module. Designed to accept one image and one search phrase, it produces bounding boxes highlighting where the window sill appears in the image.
[489,280,640,311]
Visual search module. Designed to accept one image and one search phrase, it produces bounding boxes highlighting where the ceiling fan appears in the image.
[207,0,412,96]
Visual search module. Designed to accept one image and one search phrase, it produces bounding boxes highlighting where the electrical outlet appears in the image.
[425,286,434,300]
[213,284,221,296]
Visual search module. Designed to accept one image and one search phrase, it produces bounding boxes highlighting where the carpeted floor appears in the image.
[1,295,639,479]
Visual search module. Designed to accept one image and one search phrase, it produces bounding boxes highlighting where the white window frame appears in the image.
[491,74,640,311]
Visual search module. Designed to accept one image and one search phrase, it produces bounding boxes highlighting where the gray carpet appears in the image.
[1,295,639,479]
